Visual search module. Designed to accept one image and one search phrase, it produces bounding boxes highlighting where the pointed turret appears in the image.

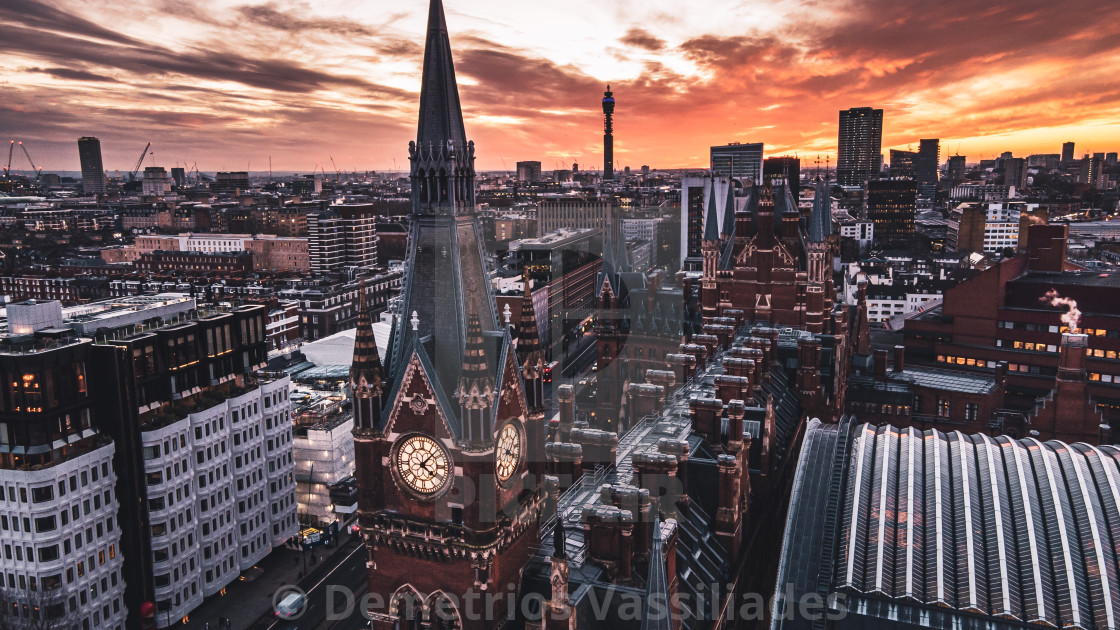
[350,281,384,431]
[614,217,631,273]
[703,178,721,243]
[517,273,545,409]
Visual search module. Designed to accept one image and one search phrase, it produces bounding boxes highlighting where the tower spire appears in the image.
[517,272,545,409]
[410,0,475,216]
[350,280,385,430]
[416,0,467,149]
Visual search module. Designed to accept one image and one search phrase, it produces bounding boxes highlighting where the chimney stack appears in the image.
[893,345,905,373]
[873,349,888,378]
[1057,333,1088,382]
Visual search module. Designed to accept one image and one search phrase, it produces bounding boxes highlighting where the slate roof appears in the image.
[387,214,500,433]
[888,366,996,396]
[416,0,467,148]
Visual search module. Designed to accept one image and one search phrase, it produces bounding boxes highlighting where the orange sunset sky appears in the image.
[2,0,1120,174]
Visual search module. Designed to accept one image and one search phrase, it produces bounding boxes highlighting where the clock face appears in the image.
[495,423,522,483]
[395,435,451,496]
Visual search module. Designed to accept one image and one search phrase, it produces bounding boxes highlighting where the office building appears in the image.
[91,304,297,628]
[307,205,379,274]
[536,200,614,236]
[515,160,541,182]
[915,138,939,197]
[711,142,763,185]
[1003,156,1028,188]
[507,229,602,356]
[277,271,402,341]
[0,320,128,630]
[763,155,800,199]
[77,136,107,196]
[866,178,916,241]
[211,172,250,194]
[1062,140,1075,163]
[889,149,916,179]
[141,167,171,197]
[947,154,966,185]
[837,107,883,186]
[1088,155,1105,188]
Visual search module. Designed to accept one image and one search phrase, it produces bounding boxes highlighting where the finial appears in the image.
[503,303,512,325]
[411,310,420,331]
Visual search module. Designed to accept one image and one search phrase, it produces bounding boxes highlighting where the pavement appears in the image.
[175,529,363,630]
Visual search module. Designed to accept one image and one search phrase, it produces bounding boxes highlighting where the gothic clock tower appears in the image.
[352,1,542,628]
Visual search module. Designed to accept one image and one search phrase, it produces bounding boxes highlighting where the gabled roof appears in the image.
[382,328,463,440]
[807,178,832,243]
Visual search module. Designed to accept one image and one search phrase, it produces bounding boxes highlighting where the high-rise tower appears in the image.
[602,85,615,180]
[77,136,106,195]
[836,107,883,187]
[353,1,541,626]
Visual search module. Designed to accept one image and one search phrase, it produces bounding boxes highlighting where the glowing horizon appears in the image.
[2,0,1119,174]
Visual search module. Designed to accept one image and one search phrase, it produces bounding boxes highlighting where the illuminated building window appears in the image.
[938,399,950,418]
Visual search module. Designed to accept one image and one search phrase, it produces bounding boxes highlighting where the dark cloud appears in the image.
[0,0,141,46]
[679,34,800,71]
[0,19,407,97]
[620,28,665,51]
[235,4,379,38]
[27,67,119,82]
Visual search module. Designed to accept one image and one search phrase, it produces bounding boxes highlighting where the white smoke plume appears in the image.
[1039,289,1081,333]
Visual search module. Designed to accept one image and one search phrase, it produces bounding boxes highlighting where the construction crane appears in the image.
[130,142,152,181]
[4,140,13,182]
[329,156,340,184]
[18,141,42,182]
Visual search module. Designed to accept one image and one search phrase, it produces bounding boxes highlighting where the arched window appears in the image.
[426,591,462,630]
[390,585,424,630]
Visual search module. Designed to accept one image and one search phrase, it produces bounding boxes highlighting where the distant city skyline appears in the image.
[2,0,1120,172]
